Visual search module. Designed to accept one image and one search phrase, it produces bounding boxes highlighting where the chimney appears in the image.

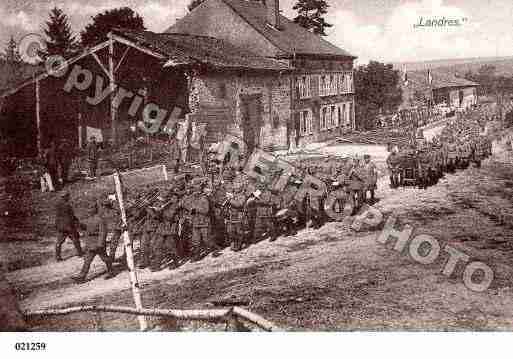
[266,0,280,29]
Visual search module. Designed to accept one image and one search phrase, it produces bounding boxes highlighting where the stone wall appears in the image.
[190,71,291,151]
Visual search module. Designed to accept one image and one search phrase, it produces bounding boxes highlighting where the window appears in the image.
[320,106,328,130]
[348,102,353,126]
[319,75,326,97]
[299,109,313,135]
[330,105,337,127]
[297,75,311,99]
[345,72,353,93]
[330,75,336,95]
[334,102,352,127]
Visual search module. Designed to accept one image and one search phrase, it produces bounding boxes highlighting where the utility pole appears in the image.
[109,38,117,145]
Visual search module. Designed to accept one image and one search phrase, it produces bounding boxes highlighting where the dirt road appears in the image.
[3,132,513,331]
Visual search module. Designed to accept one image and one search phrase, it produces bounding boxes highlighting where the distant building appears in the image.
[401,70,479,109]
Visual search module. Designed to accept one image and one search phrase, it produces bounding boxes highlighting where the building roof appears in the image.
[167,0,355,59]
[405,70,479,90]
[113,28,291,71]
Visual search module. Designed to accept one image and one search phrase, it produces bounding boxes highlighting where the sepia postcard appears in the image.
[0,0,512,357]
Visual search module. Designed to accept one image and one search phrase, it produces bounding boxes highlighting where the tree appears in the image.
[354,61,402,130]
[43,7,79,59]
[3,36,21,64]
[293,0,333,36]
[80,7,145,48]
[465,65,501,97]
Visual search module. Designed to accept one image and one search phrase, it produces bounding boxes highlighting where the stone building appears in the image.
[401,70,479,110]
[169,0,357,150]
[0,0,356,156]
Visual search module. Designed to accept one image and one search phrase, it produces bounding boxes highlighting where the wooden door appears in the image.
[240,94,262,154]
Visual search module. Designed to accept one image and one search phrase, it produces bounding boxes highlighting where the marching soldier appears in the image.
[190,179,218,260]
[86,136,99,179]
[362,154,378,202]
[225,176,248,252]
[348,157,365,208]
[447,140,458,172]
[55,191,83,261]
[169,134,181,174]
[72,202,114,283]
[250,188,279,242]
[138,198,160,269]
[57,139,74,186]
[386,147,401,188]
[150,189,181,271]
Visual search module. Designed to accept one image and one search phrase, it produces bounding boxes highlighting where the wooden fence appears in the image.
[24,305,280,332]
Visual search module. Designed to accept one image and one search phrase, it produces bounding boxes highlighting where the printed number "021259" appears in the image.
[14,342,46,351]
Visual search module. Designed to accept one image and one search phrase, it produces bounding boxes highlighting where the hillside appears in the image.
[393,56,513,77]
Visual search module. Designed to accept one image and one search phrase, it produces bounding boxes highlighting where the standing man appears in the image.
[169,134,181,174]
[226,178,247,252]
[57,139,74,186]
[190,180,218,261]
[150,189,181,271]
[251,188,279,242]
[386,147,401,188]
[71,202,114,283]
[362,154,378,202]
[55,192,83,261]
[86,136,99,179]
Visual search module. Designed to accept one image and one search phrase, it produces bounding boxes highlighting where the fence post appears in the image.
[113,171,148,331]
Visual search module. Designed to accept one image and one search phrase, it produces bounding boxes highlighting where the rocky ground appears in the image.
[2,128,513,331]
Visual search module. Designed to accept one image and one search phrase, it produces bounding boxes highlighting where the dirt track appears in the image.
[3,131,513,331]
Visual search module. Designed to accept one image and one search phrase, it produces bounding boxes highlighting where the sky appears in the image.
[1,0,512,65]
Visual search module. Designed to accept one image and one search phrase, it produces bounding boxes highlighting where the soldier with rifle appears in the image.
[189,179,219,261]
[362,154,378,202]
[250,187,279,242]
[386,147,401,188]
[149,187,182,271]
[55,191,83,261]
[225,176,248,252]
[138,193,160,269]
[72,201,114,283]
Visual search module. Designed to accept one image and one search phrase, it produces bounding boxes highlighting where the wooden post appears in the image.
[35,78,41,156]
[78,113,82,149]
[109,39,117,146]
[113,171,148,331]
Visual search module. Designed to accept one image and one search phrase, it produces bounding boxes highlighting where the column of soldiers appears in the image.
[62,148,379,281]
[386,113,493,190]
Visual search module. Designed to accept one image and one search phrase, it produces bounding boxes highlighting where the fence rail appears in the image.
[24,305,280,332]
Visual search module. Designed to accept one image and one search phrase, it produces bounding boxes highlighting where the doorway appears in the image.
[240,94,263,154]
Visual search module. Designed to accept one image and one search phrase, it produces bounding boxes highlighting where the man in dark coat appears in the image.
[226,178,247,251]
[150,189,182,271]
[86,136,99,178]
[55,192,83,261]
[57,139,74,186]
[72,202,114,283]
[189,180,218,260]
[169,135,181,174]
